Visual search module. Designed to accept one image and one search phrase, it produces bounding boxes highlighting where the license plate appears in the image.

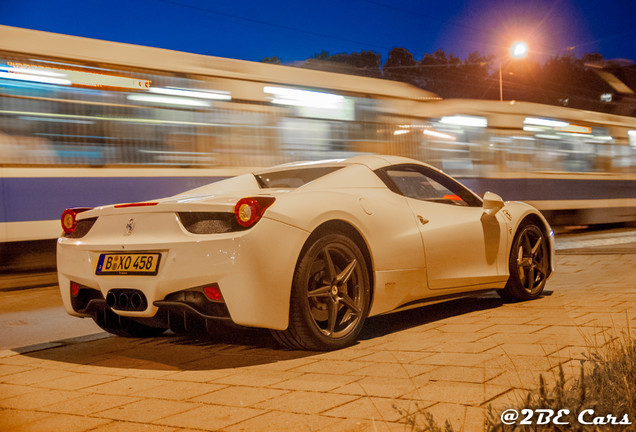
[96,253,161,275]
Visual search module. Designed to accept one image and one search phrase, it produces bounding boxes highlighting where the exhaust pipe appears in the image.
[130,292,143,310]
[106,289,147,311]
[106,292,117,308]
[118,293,129,308]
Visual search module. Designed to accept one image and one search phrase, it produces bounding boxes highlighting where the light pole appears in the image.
[499,41,528,101]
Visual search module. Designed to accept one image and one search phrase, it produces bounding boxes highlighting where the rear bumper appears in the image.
[57,217,308,330]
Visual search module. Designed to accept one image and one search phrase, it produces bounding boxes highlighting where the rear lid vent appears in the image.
[66,217,98,238]
[178,212,247,234]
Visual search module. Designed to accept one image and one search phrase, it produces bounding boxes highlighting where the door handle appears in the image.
[418,215,429,225]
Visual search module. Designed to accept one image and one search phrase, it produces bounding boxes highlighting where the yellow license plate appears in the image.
[96,253,161,275]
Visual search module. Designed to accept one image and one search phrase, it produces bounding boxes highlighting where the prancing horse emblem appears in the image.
[125,218,135,235]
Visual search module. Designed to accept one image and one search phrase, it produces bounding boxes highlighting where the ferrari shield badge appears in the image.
[125,218,135,235]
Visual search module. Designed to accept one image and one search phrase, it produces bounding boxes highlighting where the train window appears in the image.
[420,117,490,177]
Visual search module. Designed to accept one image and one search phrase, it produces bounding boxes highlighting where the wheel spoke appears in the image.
[534,268,545,279]
[526,265,535,290]
[533,260,546,278]
[339,293,361,315]
[308,285,332,298]
[517,246,526,280]
[326,299,338,335]
[522,233,532,255]
[322,247,337,281]
[531,236,543,256]
[518,257,533,267]
[335,259,357,284]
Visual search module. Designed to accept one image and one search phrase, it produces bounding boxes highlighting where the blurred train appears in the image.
[1,25,636,261]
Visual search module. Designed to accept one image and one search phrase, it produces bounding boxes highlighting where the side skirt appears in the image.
[382,289,496,316]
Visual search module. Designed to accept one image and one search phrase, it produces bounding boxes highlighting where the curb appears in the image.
[0,272,58,291]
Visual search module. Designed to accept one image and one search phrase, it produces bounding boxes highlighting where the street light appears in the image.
[500,41,529,101]
[510,41,529,58]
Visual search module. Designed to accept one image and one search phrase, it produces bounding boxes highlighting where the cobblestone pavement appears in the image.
[1,252,635,432]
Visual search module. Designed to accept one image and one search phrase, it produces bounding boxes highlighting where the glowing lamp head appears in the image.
[203,284,222,302]
[60,207,92,234]
[236,202,254,225]
[510,41,529,59]
[234,196,275,228]
[62,211,76,233]
[70,281,80,297]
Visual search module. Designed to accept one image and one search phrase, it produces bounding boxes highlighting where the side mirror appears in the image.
[483,191,504,216]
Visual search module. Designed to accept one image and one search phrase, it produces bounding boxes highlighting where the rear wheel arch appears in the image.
[272,219,375,350]
[302,220,375,300]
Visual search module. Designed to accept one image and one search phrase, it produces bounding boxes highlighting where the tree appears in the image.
[383,47,418,84]
[302,50,382,77]
[537,54,609,110]
[582,52,604,67]
[458,52,494,99]
[282,45,631,115]
[311,50,330,61]
[329,51,382,77]
[415,49,475,97]
[261,56,282,65]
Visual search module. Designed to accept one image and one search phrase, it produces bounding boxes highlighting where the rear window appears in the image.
[254,166,343,188]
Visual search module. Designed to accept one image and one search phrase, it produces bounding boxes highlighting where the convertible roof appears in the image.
[261,155,422,172]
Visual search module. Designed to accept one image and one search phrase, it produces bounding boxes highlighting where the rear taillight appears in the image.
[203,284,223,302]
[61,207,92,234]
[234,197,275,228]
[70,281,80,297]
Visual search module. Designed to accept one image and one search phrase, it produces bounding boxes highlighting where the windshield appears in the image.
[254,166,343,188]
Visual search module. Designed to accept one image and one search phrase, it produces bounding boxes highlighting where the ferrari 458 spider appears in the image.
[57,155,555,350]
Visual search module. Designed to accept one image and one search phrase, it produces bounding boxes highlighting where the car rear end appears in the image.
[57,196,308,332]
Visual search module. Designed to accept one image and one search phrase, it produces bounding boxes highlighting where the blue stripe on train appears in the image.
[458,178,636,202]
[0,177,223,223]
[2,176,636,224]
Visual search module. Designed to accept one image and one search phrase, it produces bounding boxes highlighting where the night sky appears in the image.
[1,0,635,64]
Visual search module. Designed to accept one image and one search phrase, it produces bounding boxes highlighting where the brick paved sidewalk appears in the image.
[1,254,635,432]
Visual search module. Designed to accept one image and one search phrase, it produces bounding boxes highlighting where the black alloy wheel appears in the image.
[499,223,549,300]
[272,232,370,351]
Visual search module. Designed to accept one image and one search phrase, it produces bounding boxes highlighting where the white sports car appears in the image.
[57,155,555,350]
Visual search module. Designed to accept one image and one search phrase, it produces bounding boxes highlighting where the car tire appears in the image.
[93,308,167,338]
[498,223,549,301]
[271,232,371,351]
